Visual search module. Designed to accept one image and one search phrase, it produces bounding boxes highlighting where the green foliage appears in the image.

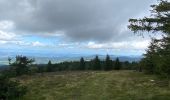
[9,55,35,76]
[48,60,52,66]
[104,55,113,70]
[12,55,35,66]
[4,55,139,74]
[46,60,53,72]
[128,0,170,77]
[114,58,121,70]
[0,56,29,99]
[0,74,27,100]
[28,65,38,75]
[33,55,139,73]
[121,61,139,70]
[8,57,12,65]
[141,37,170,76]
[79,57,85,70]
[92,55,101,70]
[129,0,170,34]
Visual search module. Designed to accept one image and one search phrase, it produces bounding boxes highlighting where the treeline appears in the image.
[38,55,138,72]
[2,55,139,77]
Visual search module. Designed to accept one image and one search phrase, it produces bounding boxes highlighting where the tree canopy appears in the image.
[80,57,85,70]
[104,55,113,70]
[114,58,121,70]
[9,55,35,76]
[128,0,170,35]
[128,0,170,76]
[92,55,101,70]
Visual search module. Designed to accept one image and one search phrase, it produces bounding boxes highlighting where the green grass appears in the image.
[18,71,170,100]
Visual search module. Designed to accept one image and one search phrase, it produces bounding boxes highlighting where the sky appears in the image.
[0,0,159,57]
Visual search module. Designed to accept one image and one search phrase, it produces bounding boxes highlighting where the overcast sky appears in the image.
[0,0,158,57]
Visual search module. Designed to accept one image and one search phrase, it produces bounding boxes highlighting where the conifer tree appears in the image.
[10,55,35,76]
[47,60,53,72]
[114,58,121,70]
[48,60,52,66]
[128,0,170,35]
[92,55,101,70]
[104,55,113,70]
[128,0,170,76]
[0,75,27,100]
[80,57,85,70]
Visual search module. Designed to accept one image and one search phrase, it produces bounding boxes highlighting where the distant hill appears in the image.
[27,55,142,64]
[84,55,142,62]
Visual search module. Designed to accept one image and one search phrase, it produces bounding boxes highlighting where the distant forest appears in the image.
[1,55,139,77]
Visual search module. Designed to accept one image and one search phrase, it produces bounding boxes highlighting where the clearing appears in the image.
[18,71,170,100]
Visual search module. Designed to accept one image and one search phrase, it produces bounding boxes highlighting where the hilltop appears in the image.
[18,71,170,100]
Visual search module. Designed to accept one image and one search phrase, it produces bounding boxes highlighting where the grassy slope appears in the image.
[18,71,170,100]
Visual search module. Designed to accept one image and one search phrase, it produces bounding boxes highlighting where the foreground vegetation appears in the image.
[18,71,170,100]
[0,55,138,99]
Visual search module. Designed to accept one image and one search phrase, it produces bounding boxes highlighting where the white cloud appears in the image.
[31,41,46,47]
[0,40,8,44]
[87,42,103,49]
[0,31,28,46]
[86,40,150,50]
[0,20,14,30]
[0,30,17,41]
[0,33,47,48]
[131,40,150,50]
[58,43,71,46]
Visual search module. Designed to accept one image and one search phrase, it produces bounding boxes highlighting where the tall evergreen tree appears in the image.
[80,57,85,70]
[114,58,121,70]
[141,37,170,75]
[92,55,101,70]
[104,55,113,70]
[48,60,52,66]
[47,60,53,72]
[128,0,170,76]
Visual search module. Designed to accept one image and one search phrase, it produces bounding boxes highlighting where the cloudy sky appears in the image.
[0,0,158,57]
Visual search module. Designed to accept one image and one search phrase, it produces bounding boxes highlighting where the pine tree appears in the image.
[114,58,121,70]
[141,37,170,75]
[92,55,101,70]
[48,60,52,66]
[47,60,53,72]
[128,0,170,76]
[10,55,35,76]
[104,55,113,70]
[128,0,170,35]
[80,57,85,70]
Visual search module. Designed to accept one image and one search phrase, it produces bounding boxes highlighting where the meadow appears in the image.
[17,71,170,100]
